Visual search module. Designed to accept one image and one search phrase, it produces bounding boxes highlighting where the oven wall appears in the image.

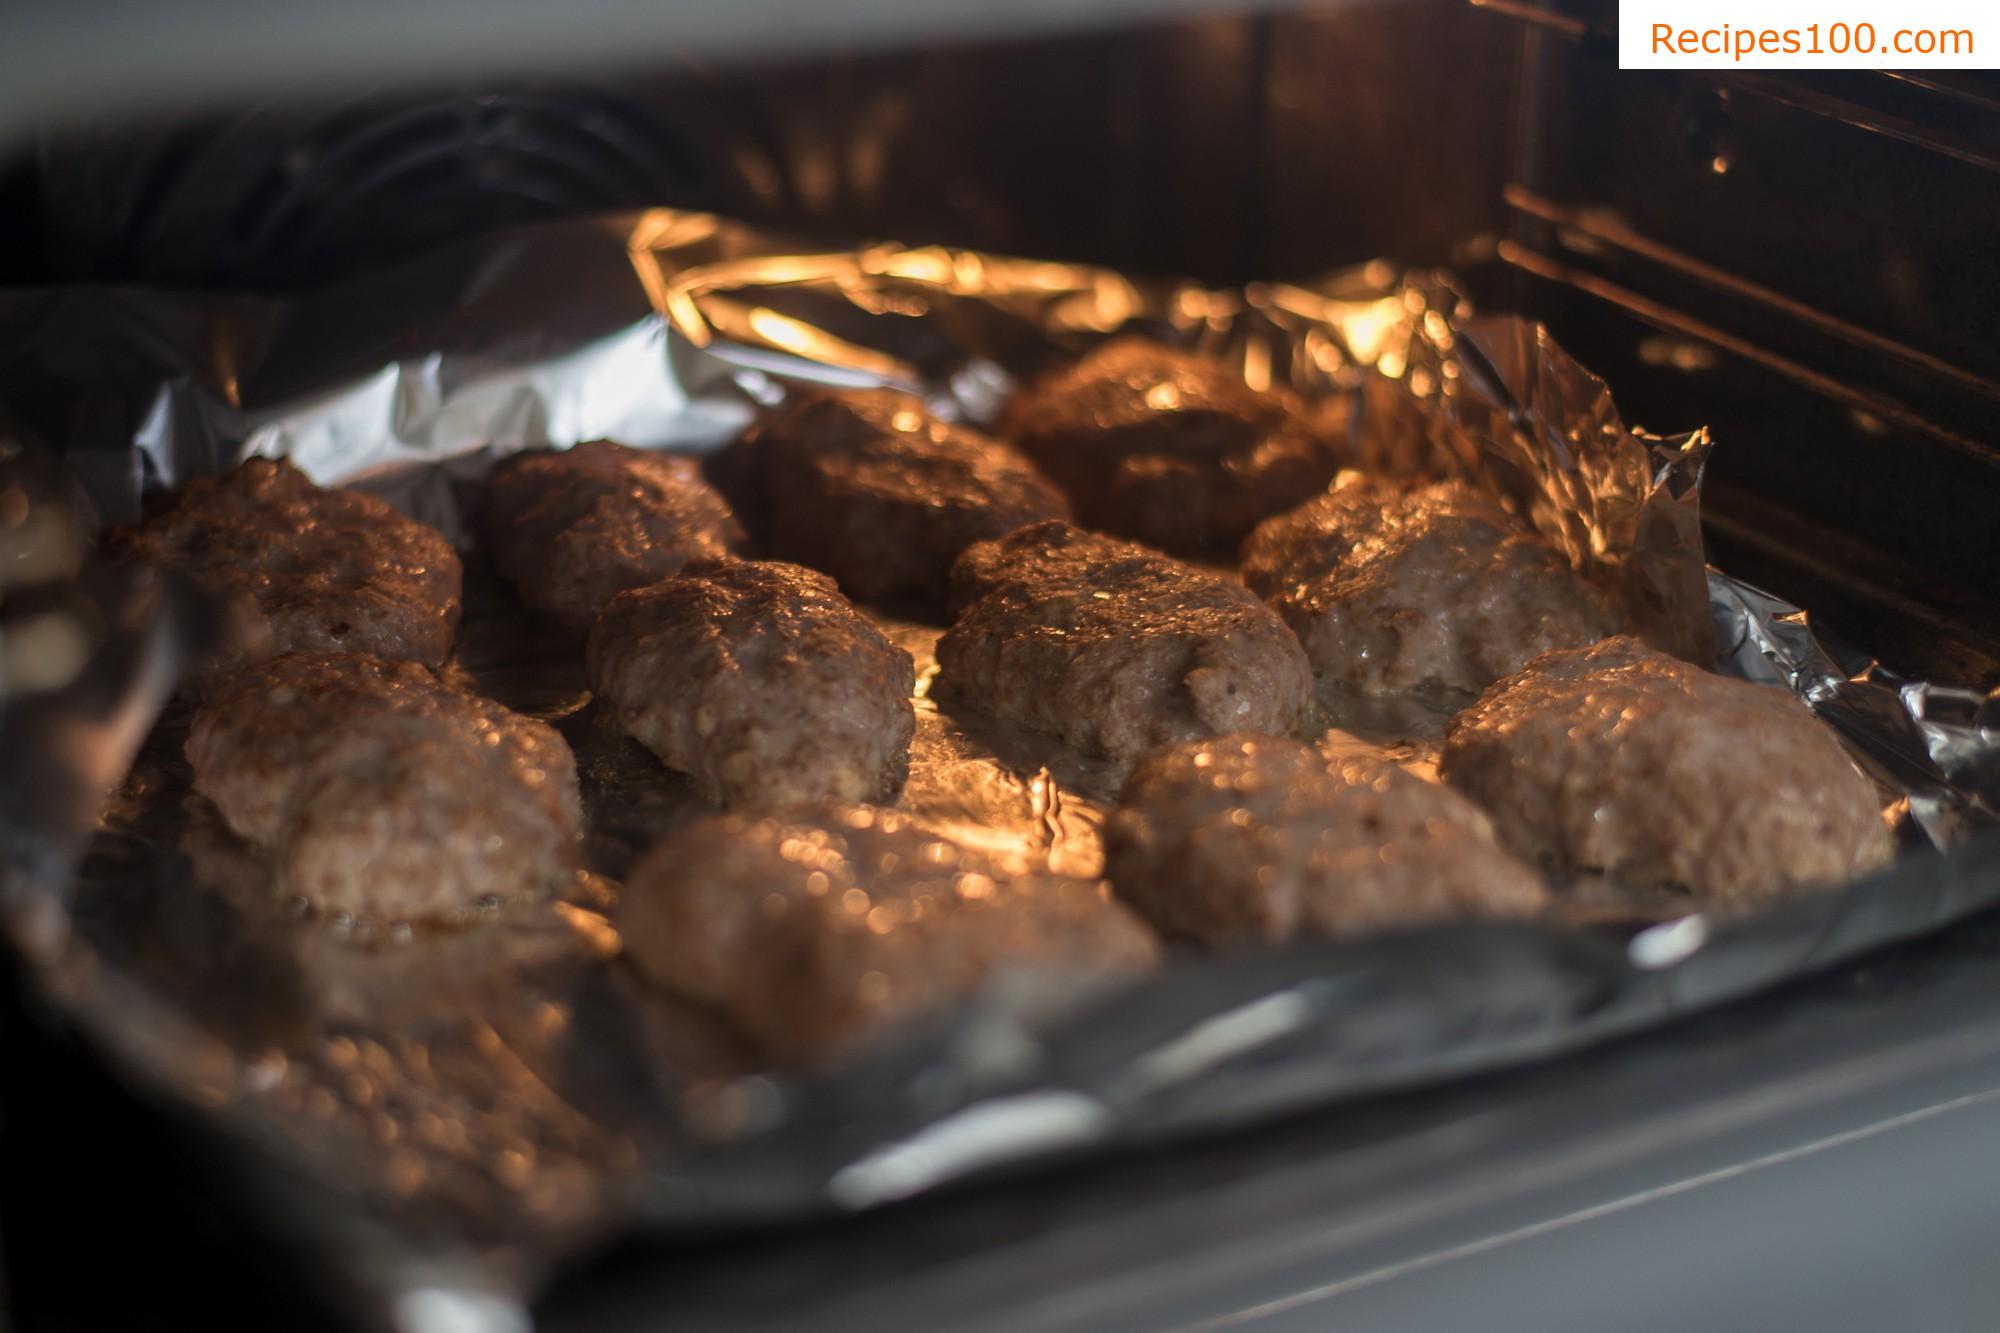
[8,4,1519,291]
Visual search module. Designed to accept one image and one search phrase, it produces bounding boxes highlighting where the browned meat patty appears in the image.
[1239,473,1621,699]
[1003,338,1343,554]
[586,559,916,808]
[1438,637,1894,904]
[617,804,1159,1062]
[187,652,583,923]
[1107,734,1549,946]
[751,388,1070,611]
[483,440,745,629]
[935,521,1314,762]
[107,457,461,680]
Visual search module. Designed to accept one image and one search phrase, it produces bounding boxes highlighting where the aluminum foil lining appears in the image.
[3,209,1998,1323]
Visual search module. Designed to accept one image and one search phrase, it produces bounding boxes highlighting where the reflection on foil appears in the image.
[2,211,1999,1321]
[1627,914,1710,970]
[826,1089,1113,1209]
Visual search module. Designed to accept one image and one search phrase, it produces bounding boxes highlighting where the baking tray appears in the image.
[1,209,1996,1320]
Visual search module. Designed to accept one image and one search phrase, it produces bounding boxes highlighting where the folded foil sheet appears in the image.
[3,210,1998,1325]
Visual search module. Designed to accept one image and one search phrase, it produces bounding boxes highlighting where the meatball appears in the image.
[107,457,461,680]
[1240,473,1621,699]
[1003,338,1342,554]
[935,521,1313,763]
[616,804,1159,1062]
[482,441,745,629]
[1106,734,1548,946]
[1438,637,1893,904]
[187,652,583,923]
[587,559,916,808]
[753,388,1070,611]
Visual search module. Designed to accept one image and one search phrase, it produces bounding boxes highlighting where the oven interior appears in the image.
[2,2,1999,1329]
[7,0,1998,684]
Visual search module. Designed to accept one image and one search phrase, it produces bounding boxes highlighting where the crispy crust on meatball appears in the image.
[753,388,1070,611]
[1438,637,1893,904]
[483,441,744,629]
[617,804,1158,1062]
[1107,734,1548,946]
[587,559,916,808]
[109,457,462,680]
[1240,473,1620,699]
[935,521,1314,763]
[187,652,582,923]
[1003,338,1343,553]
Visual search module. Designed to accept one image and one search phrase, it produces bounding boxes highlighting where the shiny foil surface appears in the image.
[2,210,1997,1324]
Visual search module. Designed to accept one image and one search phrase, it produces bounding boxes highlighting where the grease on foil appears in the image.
[2,210,1998,1314]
